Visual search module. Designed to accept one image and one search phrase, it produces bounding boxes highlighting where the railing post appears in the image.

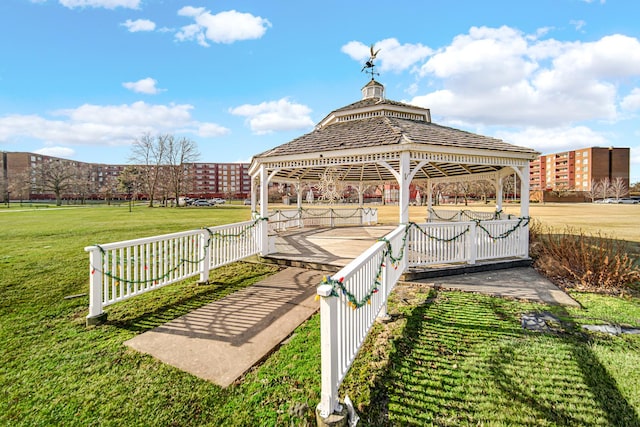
[469,222,477,264]
[521,222,529,258]
[86,247,106,326]
[199,230,211,284]
[330,209,335,228]
[317,284,342,419]
[378,252,389,320]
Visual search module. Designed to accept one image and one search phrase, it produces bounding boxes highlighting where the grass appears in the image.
[1,203,639,426]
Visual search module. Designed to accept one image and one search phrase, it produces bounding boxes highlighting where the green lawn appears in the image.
[1,205,639,426]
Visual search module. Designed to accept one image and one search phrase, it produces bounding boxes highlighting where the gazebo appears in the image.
[248,78,540,422]
[248,78,539,254]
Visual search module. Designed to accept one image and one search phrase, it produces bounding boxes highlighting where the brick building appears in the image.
[529,147,630,193]
[1,151,251,201]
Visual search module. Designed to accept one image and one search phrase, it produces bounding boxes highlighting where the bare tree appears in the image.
[599,177,612,200]
[585,179,601,203]
[32,159,76,206]
[611,177,628,200]
[165,135,200,206]
[98,174,119,205]
[455,181,473,206]
[69,163,94,204]
[129,133,167,207]
[117,166,143,201]
[473,180,494,204]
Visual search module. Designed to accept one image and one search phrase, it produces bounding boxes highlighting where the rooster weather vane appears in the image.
[361,44,381,79]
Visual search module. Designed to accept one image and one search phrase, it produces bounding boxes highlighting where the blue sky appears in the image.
[1,0,640,182]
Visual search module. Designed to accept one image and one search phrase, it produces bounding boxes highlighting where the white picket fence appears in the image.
[427,208,514,222]
[316,217,530,420]
[316,224,407,418]
[267,207,378,232]
[85,219,264,323]
[407,218,529,266]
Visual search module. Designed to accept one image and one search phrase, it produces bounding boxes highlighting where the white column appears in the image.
[519,166,530,218]
[427,180,433,221]
[496,176,504,213]
[259,165,270,256]
[398,152,411,224]
[519,165,531,258]
[296,181,302,209]
[250,175,257,213]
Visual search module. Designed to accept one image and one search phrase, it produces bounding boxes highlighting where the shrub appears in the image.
[529,221,640,295]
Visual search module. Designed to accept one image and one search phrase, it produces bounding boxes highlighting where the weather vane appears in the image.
[361,44,380,80]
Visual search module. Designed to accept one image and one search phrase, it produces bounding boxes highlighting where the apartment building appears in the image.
[190,162,251,198]
[529,147,630,192]
[1,151,251,201]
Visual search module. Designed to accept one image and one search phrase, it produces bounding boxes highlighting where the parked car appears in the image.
[210,198,225,205]
[193,199,212,206]
[617,198,639,204]
[595,198,617,204]
[243,199,251,206]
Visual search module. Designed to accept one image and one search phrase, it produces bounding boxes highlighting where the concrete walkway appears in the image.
[125,267,323,387]
[124,227,578,387]
[409,266,580,307]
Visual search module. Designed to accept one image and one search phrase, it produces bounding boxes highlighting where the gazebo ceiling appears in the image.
[249,80,539,183]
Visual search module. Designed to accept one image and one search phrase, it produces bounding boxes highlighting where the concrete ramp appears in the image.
[124,267,323,387]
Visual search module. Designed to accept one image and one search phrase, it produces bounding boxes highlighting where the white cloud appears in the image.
[59,0,140,9]
[342,38,432,73]
[34,146,76,158]
[0,101,229,147]
[176,7,271,46]
[496,126,609,153]
[570,20,586,32]
[122,78,165,95]
[409,27,640,127]
[229,98,314,134]
[621,88,640,111]
[121,19,156,32]
[197,123,230,138]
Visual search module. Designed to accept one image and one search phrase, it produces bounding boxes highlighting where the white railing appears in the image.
[315,218,529,419]
[267,207,377,232]
[85,219,264,323]
[427,208,512,222]
[407,218,529,267]
[316,224,406,419]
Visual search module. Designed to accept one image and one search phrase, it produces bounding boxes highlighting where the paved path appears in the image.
[124,227,578,387]
[408,267,580,307]
[125,267,323,387]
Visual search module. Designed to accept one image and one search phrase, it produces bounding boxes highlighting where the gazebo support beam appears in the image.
[258,165,270,256]
[399,152,411,224]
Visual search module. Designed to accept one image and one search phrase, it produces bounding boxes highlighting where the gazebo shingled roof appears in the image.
[249,78,538,223]
[252,81,537,183]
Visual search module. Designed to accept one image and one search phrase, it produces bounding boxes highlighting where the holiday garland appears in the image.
[318,217,530,309]
[91,217,268,286]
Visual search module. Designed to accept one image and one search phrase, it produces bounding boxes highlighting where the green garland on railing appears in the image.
[90,217,268,286]
[473,216,530,240]
[206,217,267,240]
[408,221,470,242]
[270,207,375,221]
[429,208,506,222]
[428,208,459,221]
[316,225,409,309]
[318,217,530,309]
